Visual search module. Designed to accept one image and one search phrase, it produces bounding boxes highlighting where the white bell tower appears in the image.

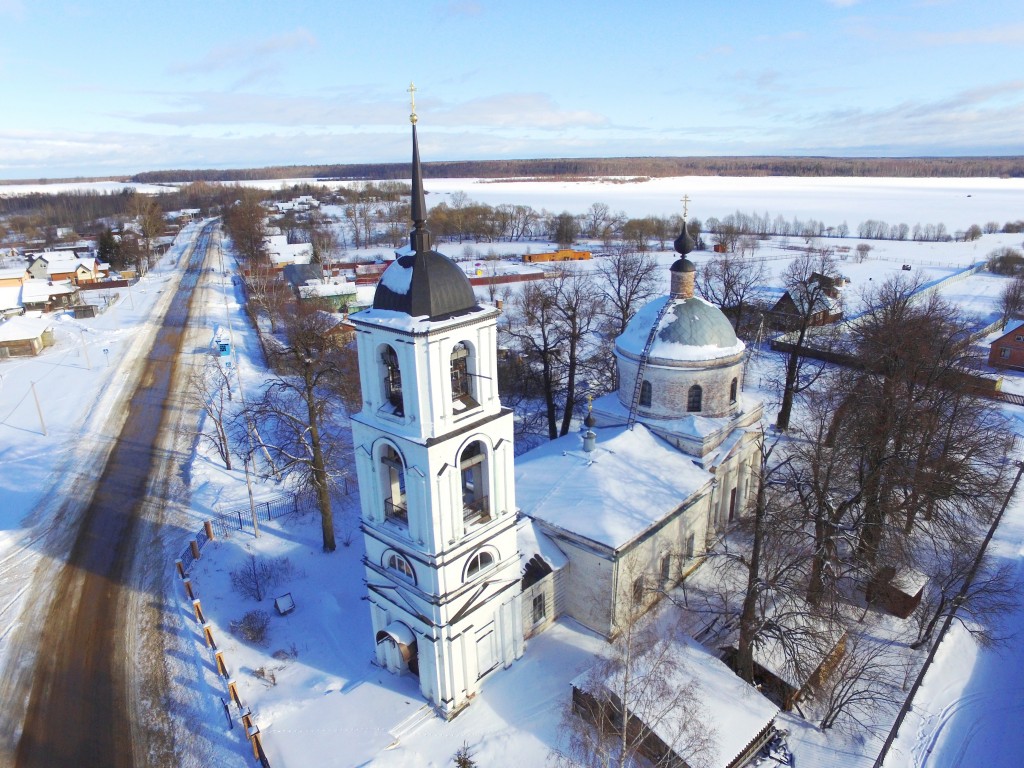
[350,97,522,718]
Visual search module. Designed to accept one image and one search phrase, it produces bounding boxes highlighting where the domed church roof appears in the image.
[617,296,743,362]
[372,116,478,320]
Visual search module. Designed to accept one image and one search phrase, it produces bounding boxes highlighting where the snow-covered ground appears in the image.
[2,178,1024,767]
[0,225,200,671]
[2,175,1023,230]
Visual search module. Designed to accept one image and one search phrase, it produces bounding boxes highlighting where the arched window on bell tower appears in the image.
[379,444,408,528]
[380,344,404,417]
[730,377,738,404]
[450,341,480,413]
[460,440,491,530]
[687,384,702,413]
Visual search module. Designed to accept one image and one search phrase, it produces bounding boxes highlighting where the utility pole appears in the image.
[80,328,91,369]
[30,381,47,436]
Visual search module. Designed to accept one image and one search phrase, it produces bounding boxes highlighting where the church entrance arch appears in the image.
[376,622,419,676]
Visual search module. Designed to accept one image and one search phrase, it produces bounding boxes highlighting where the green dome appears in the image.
[617,296,743,361]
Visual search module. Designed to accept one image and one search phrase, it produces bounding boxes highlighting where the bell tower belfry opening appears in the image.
[349,90,523,718]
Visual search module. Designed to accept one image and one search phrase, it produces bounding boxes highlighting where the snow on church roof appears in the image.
[617,295,744,363]
[517,516,568,572]
[516,424,713,550]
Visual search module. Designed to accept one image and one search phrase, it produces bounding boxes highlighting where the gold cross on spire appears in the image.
[681,194,690,219]
[407,82,418,125]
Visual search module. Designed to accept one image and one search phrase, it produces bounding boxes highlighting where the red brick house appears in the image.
[989,321,1024,370]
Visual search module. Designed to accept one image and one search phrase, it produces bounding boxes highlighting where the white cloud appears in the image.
[169,28,318,76]
[920,23,1024,45]
[825,0,861,7]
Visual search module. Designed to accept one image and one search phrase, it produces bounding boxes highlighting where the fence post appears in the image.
[228,679,242,708]
[215,650,229,677]
[203,623,216,649]
[204,520,215,541]
[190,539,201,562]
[221,697,233,730]
[182,578,195,600]
[175,559,185,578]
[192,599,205,624]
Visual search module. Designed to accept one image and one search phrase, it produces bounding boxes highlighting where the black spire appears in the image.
[409,90,432,254]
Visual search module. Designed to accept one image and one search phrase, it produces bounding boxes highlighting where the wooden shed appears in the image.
[866,566,927,619]
[0,316,55,357]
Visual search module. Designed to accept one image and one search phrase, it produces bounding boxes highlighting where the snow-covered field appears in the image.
[2,178,1024,767]
[2,174,1023,230]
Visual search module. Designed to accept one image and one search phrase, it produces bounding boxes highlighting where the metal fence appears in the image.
[213,491,317,537]
[178,527,211,574]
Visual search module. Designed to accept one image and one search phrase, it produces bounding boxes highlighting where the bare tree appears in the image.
[696,250,767,334]
[130,194,164,273]
[186,356,235,470]
[775,251,841,431]
[585,202,612,240]
[910,531,1020,650]
[501,273,604,439]
[842,279,1008,566]
[306,211,342,271]
[597,248,660,338]
[224,192,268,265]
[244,302,357,551]
[998,273,1024,329]
[553,610,715,768]
[814,631,908,733]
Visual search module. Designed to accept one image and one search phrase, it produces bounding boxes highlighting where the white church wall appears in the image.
[545,535,616,636]
[521,569,562,639]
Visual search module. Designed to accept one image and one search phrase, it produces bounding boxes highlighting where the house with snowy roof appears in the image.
[26,253,104,284]
[21,279,78,312]
[347,113,764,722]
[572,635,779,768]
[988,319,1024,370]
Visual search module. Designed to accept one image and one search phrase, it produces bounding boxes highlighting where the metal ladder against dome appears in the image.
[627,299,674,429]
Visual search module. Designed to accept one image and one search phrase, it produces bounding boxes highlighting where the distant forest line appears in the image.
[127,156,1024,184]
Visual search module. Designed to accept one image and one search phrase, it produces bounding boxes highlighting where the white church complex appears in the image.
[349,111,763,719]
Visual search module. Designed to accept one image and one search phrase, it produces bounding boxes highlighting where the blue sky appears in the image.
[1,0,1022,179]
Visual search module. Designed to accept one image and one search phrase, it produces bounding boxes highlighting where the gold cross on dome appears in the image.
[681,194,690,219]
[407,82,418,125]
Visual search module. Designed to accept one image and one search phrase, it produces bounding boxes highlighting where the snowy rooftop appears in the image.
[298,280,357,299]
[0,314,52,341]
[517,516,569,573]
[349,303,497,335]
[21,279,75,301]
[0,286,21,311]
[577,634,779,768]
[516,424,713,550]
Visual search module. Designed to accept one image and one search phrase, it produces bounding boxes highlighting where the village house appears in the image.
[21,279,78,312]
[26,253,105,284]
[768,271,845,330]
[0,315,55,357]
[572,636,779,768]
[988,320,1024,370]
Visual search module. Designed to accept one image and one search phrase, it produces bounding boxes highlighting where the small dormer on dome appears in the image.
[371,118,478,321]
